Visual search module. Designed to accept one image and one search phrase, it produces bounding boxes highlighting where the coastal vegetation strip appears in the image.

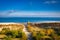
[0,23,27,40]
[27,22,60,40]
[0,22,60,40]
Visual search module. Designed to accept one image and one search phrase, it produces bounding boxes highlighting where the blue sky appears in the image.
[0,0,60,11]
[0,0,60,17]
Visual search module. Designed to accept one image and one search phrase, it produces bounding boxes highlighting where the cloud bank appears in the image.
[0,10,60,17]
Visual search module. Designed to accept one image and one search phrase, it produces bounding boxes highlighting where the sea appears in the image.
[0,17,60,23]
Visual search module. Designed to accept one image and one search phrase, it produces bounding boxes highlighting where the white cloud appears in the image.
[0,10,60,17]
[44,1,58,4]
[51,1,57,3]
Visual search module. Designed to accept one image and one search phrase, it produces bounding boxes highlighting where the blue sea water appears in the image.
[0,17,60,23]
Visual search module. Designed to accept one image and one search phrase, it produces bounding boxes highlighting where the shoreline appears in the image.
[0,21,60,24]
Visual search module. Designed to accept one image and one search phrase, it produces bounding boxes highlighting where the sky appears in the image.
[0,0,60,17]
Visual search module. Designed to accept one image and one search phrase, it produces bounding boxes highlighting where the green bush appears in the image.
[4,36,12,40]
[1,28,10,34]
[0,28,28,40]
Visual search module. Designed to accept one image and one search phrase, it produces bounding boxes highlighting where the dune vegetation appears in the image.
[0,22,60,40]
[0,23,28,40]
[0,28,27,40]
[27,22,60,40]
